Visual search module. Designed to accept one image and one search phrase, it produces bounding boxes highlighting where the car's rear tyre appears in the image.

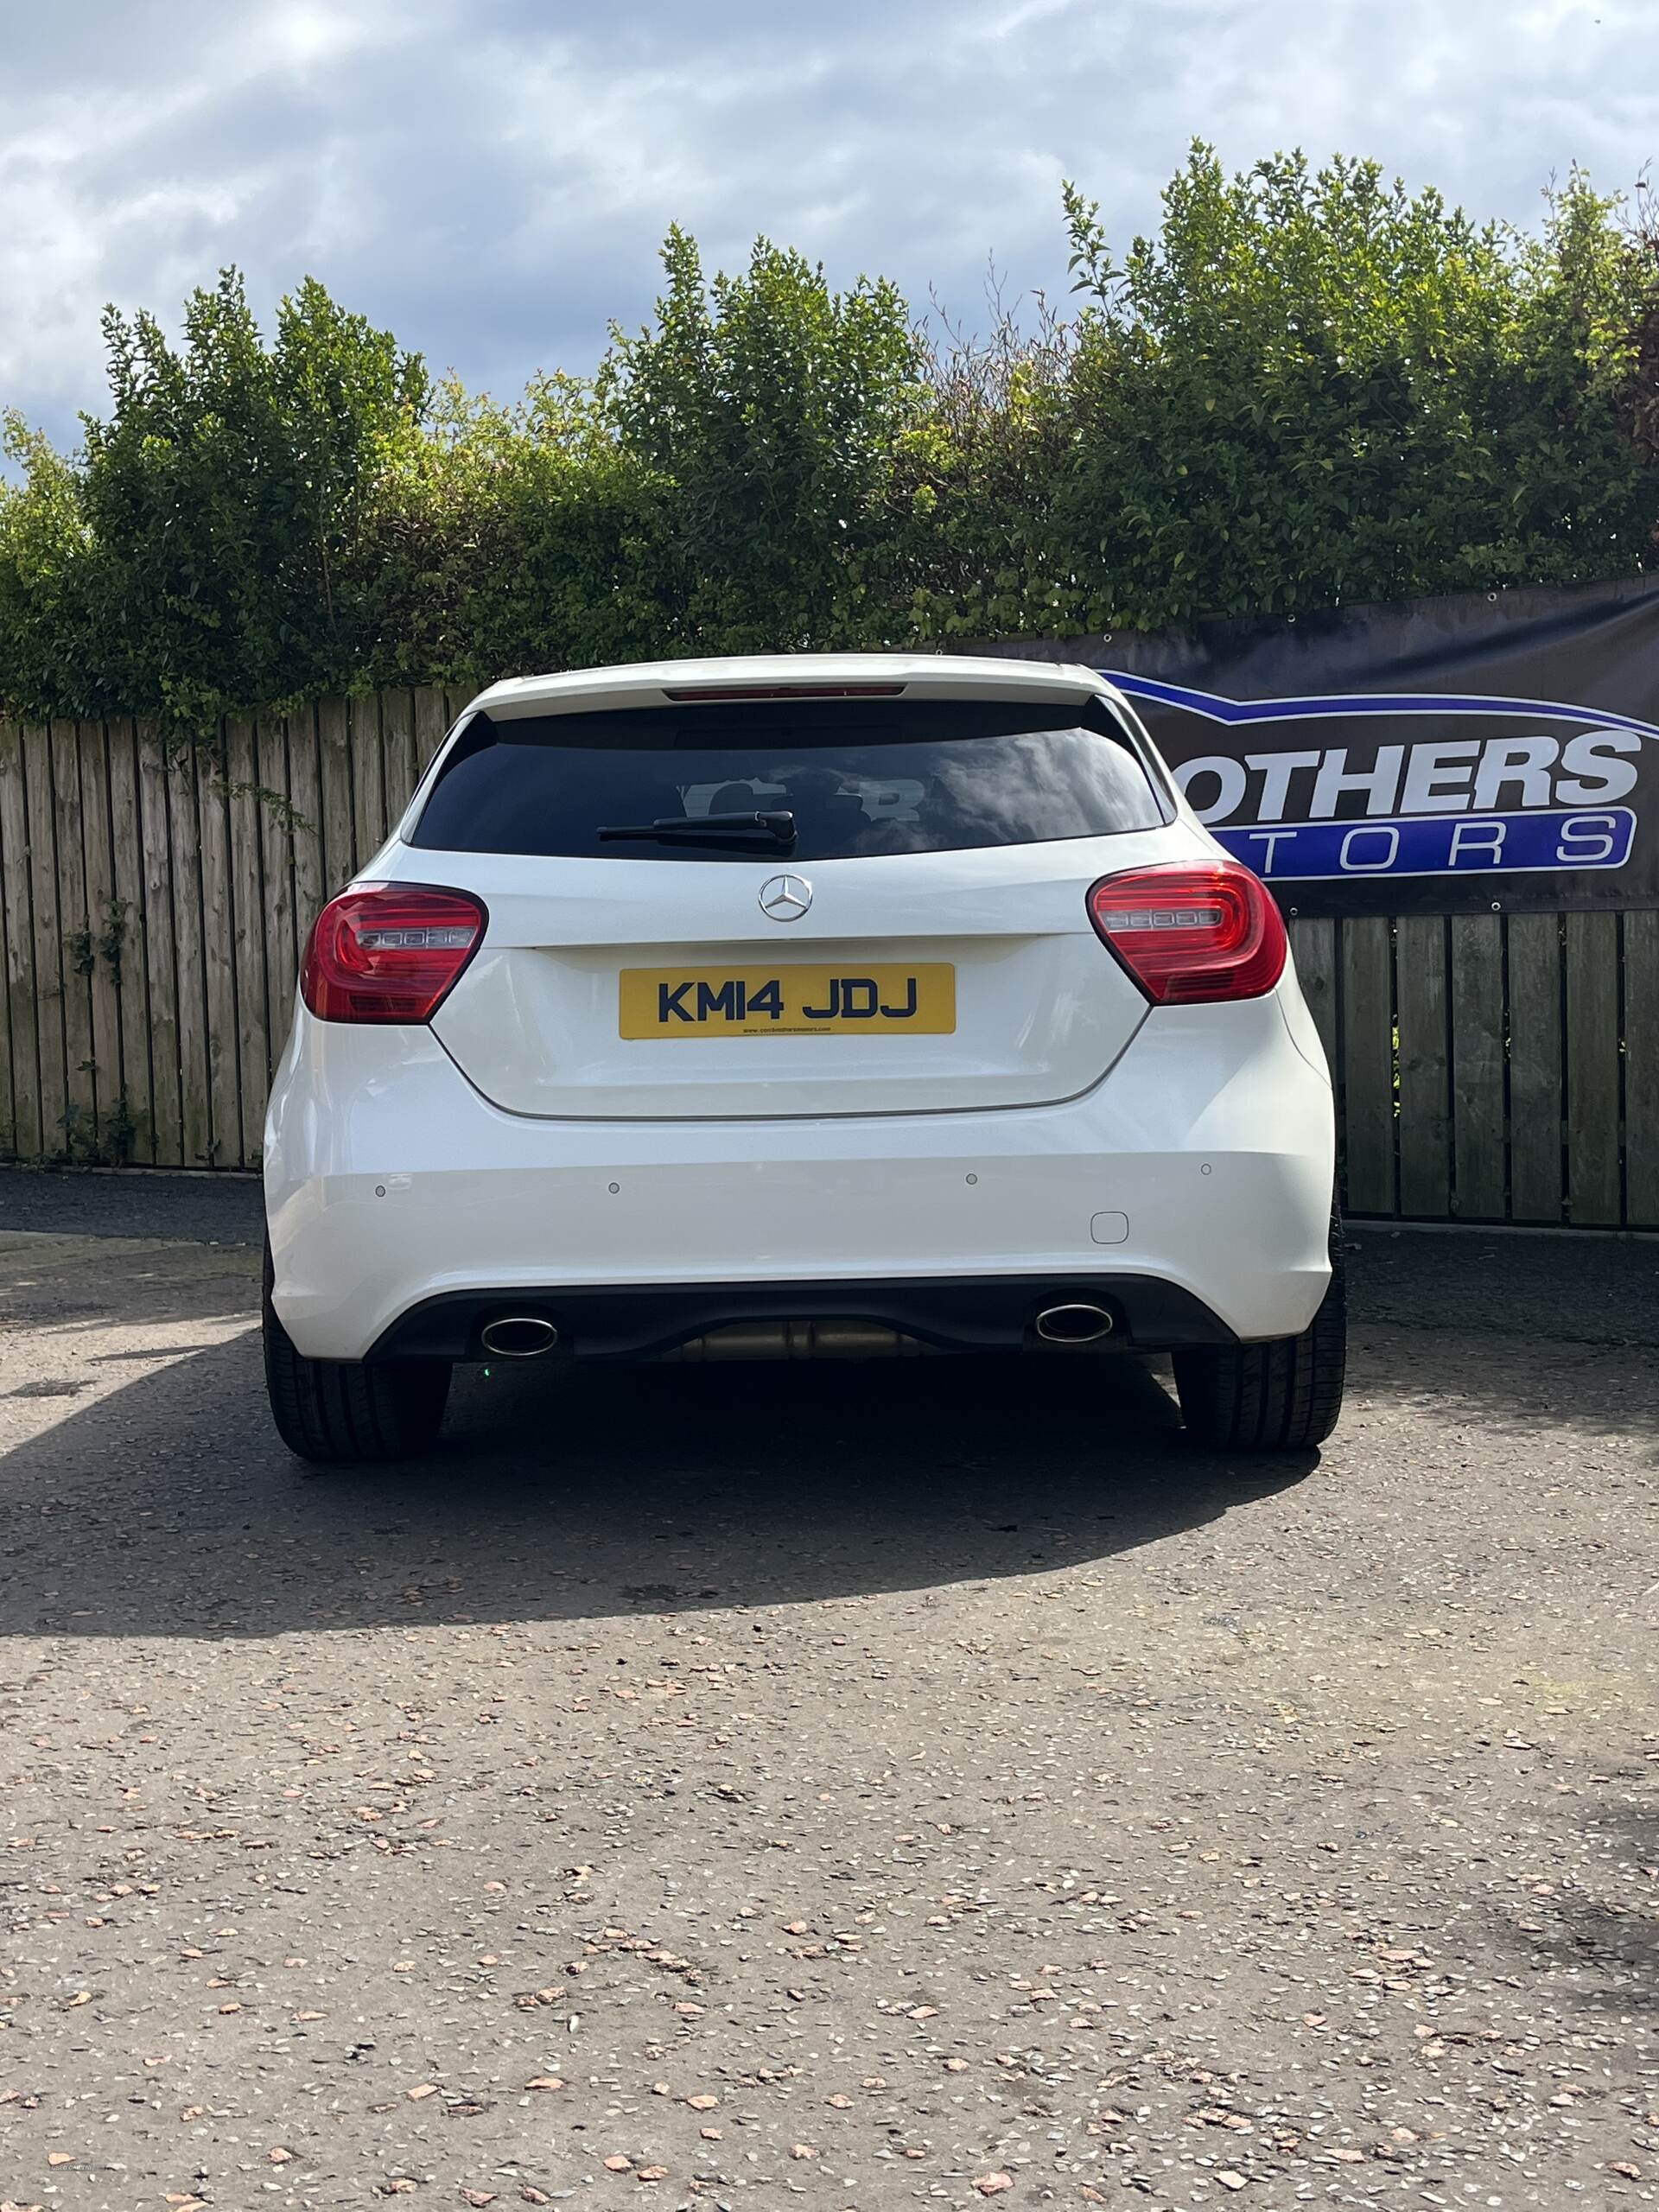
[264,1247,451,1465]
[1172,1219,1346,1452]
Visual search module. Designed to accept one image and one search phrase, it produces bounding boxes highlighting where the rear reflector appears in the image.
[1087,861,1287,1004]
[661,683,906,702]
[302,884,487,1024]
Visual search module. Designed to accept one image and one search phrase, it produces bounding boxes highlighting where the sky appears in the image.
[3,0,1658,454]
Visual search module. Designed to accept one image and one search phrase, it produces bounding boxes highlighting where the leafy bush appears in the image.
[1052,152,1659,627]
[2,271,426,721]
[601,226,923,651]
[2,147,1655,728]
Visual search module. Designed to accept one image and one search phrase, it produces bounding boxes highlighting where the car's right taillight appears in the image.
[1087,860,1287,1004]
[301,883,487,1024]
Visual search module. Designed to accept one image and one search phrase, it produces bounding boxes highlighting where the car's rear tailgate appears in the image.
[406,837,1167,1118]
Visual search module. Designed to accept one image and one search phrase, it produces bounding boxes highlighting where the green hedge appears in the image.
[3,145,1656,727]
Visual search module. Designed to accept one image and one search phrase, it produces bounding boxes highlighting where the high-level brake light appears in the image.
[661,683,906,701]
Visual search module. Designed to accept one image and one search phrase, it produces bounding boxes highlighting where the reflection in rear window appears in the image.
[410,699,1166,861]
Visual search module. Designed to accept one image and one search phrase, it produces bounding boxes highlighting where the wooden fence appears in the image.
[0,690,457,1178]
[0,692,1655,1229]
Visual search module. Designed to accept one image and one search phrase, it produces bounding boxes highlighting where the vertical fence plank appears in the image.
[350,691,387,860]
[413,683,449,777]
[196,734,241,1166]
[1564,910,1622,1226]
[25,725,68,1157]
[168,746,212,1167]
[1623,911,1659,1228]
[1286,916,1337,1073]
[1395,915,1451,1217]
[105,721,153,1165]
[256,714,299,1079]
[288,703,327,959]
[1340,917,1395,1214]
[226,720,270,1166]
[379,686,420,827]
[1447,912,1506,1220]
[137,737,183,1166]
[402,683,425,810]
[0,728,10,1159]
[316,696,357,890]
[0,729,12,1156]
[78,722,123,1157]
[52,721,99,1155]
[1506,912,1565,1222]
[0,722,39,1160]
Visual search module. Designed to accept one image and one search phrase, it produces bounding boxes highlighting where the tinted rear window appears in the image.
[410,699,1166,861]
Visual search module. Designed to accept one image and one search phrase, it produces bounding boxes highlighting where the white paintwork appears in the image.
[266,653,1335,1360]
[422,836,1160,1119]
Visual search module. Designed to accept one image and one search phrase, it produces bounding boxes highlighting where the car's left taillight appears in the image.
[1086,860,1287,1004]
[301,883,487,1024]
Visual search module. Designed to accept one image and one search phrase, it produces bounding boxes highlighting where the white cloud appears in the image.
[1,0,1656,449]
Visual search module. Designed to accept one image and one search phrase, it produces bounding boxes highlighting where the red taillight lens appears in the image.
[1087,861,1287,1004]
[301,884,486,1024]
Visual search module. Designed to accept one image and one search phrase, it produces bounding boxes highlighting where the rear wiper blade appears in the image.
[598,810,796,843]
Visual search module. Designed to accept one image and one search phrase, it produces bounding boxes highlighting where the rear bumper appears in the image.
[370,1272,1237,1362]
[264,995,1334,1362]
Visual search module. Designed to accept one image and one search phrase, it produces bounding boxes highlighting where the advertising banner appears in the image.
[994,577,1659,916]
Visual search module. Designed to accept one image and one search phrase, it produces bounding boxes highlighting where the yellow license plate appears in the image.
[620,963,956,1039]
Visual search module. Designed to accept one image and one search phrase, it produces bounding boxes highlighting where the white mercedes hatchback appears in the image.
[263,654,1344,1462]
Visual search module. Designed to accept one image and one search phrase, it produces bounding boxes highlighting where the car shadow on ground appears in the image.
[0,1230,257,1345]
[9,1211,1653,1643]
[0,1330,1320,1639]
[1484,1794,1659,2016]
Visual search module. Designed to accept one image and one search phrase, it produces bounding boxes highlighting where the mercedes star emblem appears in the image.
[759,872,813,922]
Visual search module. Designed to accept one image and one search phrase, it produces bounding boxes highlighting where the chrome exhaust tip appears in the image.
[480,1315,560,1358]
[1034,1301,1115,1346]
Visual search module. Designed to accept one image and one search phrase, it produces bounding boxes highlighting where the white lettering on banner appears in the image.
[1244,750,1321,820]
[1339,826,1401,872]
[1171,730,1646,829]
[1472,738,1556,810]
[1556,814,1619,864]
[1447,819,1506,866]
[1243,830,1299,871]
[1557,729,1641,804]
[1176,755,1249,824]
[1309,746,1405,820]
[1400,740,1482,814]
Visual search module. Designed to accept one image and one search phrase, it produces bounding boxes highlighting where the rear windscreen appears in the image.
[409,698,1168,861]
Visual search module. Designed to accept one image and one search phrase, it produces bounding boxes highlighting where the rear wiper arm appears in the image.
[598,810,797,844]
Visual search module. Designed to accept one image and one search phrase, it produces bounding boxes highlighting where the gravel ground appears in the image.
[0,1186,1654,2211]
